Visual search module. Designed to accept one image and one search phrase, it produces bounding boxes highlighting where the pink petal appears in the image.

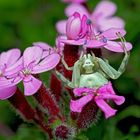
[102,28,126,40]
[104,41,132,52]
[84,40,106,48]
[70,94,93,112]
[66,13,82,40]
[0,86,17,100]
[56,20,67,34]
[33,42,55,58]
[98,82,116,95]
[65,3,89,17]
[95,99,117,119]
[33,42,52,50]
[23,47,43,67]
[32,53,60,74]
[73,87,95,96]
[60,37,85,46]
[93,1,117,19]
[0,49,21,67]
[4,58,23,76]
[81,15,88,36]
[23,75,42,96]
[96,94,125,105]
[99,17,125,31]
[0,76,22,89]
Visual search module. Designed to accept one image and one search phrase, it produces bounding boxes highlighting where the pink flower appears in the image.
[70,82,125,119]
[59,13,132,52]
[0,46,60,96]
[0,49,22,100]
[66,12,89,43]
[62,0,87,4]
[56,1,124,34]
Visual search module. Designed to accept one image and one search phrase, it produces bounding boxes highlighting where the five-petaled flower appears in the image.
[0,46,60,96]
[70,82,125,119]
[59,12,132,52]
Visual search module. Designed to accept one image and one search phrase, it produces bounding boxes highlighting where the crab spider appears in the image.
[56,35,130,89]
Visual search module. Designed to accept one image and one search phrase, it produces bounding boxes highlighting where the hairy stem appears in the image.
[34,84,64,121]
[8,88,53,139]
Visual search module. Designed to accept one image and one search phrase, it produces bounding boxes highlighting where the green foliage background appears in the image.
[0,0,140,139]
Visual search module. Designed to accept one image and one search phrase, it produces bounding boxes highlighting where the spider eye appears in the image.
[86,62,90,64]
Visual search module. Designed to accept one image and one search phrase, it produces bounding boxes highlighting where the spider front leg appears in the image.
[97,52,130,79]
[116,32,130,75]
[97,35,130,79]
[61,55,73,71]
[55,70,74,88]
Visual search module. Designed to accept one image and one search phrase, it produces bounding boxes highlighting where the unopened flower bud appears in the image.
[54,124,75,139]
[66,12,82,40]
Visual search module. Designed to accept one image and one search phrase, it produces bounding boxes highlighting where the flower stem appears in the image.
[34,84,64,121]
[8,88,35,120]
[8,88,53,139]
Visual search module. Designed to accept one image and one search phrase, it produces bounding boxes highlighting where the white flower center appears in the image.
[22,68,31,75]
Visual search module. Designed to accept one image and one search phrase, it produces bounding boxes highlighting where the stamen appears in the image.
[22,68,31,75]
[86,19,92,25]
[102,37,108,43]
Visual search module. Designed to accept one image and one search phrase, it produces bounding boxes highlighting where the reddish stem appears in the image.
[8,88,35,120]
[8,88,53,139]
[33,117,53,139]
[50,71,62,101]
[34,84,64,121]
[50,61,63,102]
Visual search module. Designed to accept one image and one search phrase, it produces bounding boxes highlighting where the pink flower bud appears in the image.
[54,124,75,139]
[66,12,82,40]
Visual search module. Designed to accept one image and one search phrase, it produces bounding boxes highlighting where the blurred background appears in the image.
[0,0,140,139]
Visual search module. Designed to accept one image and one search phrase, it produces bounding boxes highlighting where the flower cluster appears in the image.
[58,11,132,52]
[0,0,133,139]
[0,43,60,98]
